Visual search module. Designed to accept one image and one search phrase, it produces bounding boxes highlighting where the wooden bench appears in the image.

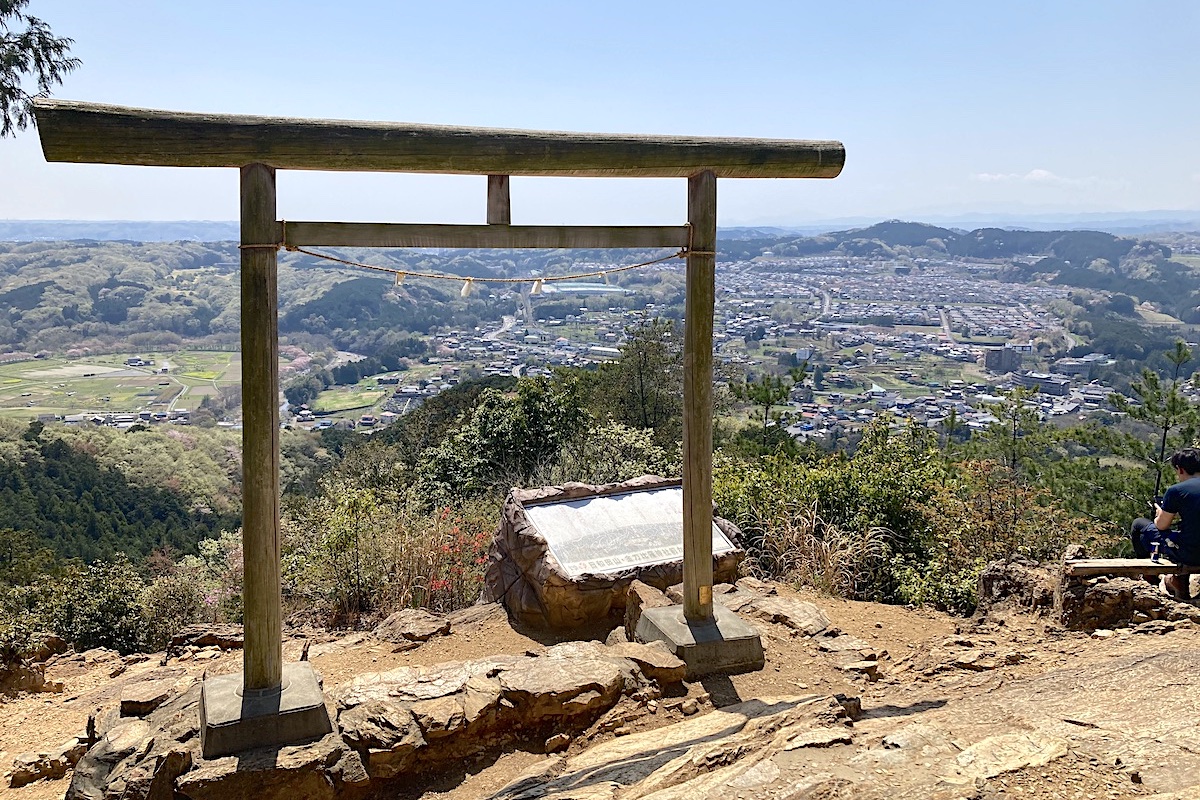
[1064,558,1200,577]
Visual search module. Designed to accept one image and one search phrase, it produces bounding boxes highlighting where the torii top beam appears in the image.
[33,100,844,179]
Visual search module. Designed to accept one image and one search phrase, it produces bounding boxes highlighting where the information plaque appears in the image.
[523,486,736,578]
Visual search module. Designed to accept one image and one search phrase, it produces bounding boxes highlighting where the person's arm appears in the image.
[1155,504,1178,530]
[1157,485,1182,530]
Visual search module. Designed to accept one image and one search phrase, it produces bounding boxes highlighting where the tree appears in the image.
[594,316,683,447]
[1110,341,1200,496]
[1,1,80,137]
[732,365,807,448]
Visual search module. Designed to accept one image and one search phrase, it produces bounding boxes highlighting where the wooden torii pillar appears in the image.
[33,99,844,753]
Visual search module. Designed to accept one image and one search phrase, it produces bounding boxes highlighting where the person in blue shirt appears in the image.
[1131,447,1200,599]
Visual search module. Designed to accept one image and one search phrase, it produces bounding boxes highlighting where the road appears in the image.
[485,315,518,341]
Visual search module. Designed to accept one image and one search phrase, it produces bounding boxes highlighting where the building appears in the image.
[1017,371,1070,396]
[983,347,1022,374]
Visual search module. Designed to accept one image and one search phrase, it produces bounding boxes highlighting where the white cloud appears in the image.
[970,169,1100,187]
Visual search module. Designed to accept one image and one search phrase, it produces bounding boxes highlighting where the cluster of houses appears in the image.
[50,409,191,428]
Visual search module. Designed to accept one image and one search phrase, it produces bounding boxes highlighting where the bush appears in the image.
[283,487,494,625]
[33,559,149,654]
[141,570,206,651]
[715,418,1099,614]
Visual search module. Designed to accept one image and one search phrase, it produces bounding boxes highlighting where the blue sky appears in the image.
[2,0,1197,226]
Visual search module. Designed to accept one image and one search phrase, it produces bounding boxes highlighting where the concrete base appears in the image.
[634,604,765,678]
[199,661,333,759]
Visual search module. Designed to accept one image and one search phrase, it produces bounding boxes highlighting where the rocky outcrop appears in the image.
[67,680,367,800]
[0,658,63,696]
[490,695,849,799]
[9,738,87,788]
[67,640,684,799]
[333,641,680,780]
[976,556,1056,615]
[168,625,245,653]
[1056,575,1200,630]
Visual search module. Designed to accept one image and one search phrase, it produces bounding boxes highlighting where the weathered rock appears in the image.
[0,659,63,695]
[817,634,877,658]
[373,608,451,644]
[625,580,672,635]
[499,657,627,718]
[734,577,779,597]
[168,624,244,652]
[975,556,1056,615]
[604,641,687,684]
[120,678,177,717]
[944,731,1069,781]
[461,673,502,726]
[740,596,830,636]
[174,733,367,800]
[32,635,70,663]
[838,660,879,680]
[605,626,629,646]
[1055,574,1200,631]
[66,719,154,799]
[411,695,466,738]
[9,738,87,788]
[492,695,846,799]
[545,733,571,753]
[337,699,425,779]
[781,727,854,750]
[80,647,121,663]
[445,602,507,628]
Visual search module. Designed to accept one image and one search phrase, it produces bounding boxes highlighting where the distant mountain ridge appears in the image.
[0,220,240,242]
[3,211,1198,243]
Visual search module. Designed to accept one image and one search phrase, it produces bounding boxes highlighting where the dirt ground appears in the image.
[0,583,1189,799]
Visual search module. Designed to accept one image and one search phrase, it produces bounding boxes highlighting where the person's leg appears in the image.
[1131,518,1161,586]
[1164,574,1190,600]
[1131,518,1155,558]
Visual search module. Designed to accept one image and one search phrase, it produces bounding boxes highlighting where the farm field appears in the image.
[0,350,284,419]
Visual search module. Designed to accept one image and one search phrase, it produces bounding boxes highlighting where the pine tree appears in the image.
[1,0,80,137]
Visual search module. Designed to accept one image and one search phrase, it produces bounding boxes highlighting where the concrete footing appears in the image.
[634,604,765,677]
[199,661,333,759]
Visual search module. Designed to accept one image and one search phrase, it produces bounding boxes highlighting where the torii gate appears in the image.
[34,99,844,757]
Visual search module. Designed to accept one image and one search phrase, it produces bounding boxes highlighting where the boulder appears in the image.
[168,625,244,652]
[0,659,63,695]
[373,609,451,645]
[625,580,672,635]
[738,595,830,636]
[174,734,367,800]
[499,657,627,718]
[120,678,177,717]
[31,635,69,663]
[604,641,687,684]
[976,557,1056,615]
[8,738,87,788]
[337,700,425,780]
[483,476,745,631]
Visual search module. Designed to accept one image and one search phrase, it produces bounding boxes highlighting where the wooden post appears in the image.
[683,170,717,623]
[487,175,511,225]
[240,163,282,692]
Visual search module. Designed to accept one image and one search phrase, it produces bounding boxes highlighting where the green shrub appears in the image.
[141,570,206,651]
[34,559,149,653]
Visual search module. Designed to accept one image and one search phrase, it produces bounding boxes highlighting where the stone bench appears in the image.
[1057,558,1200,631]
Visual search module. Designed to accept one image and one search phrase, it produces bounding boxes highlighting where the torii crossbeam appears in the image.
[34,99,844,757]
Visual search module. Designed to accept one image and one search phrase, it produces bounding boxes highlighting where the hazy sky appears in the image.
[2,0,1197,226]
